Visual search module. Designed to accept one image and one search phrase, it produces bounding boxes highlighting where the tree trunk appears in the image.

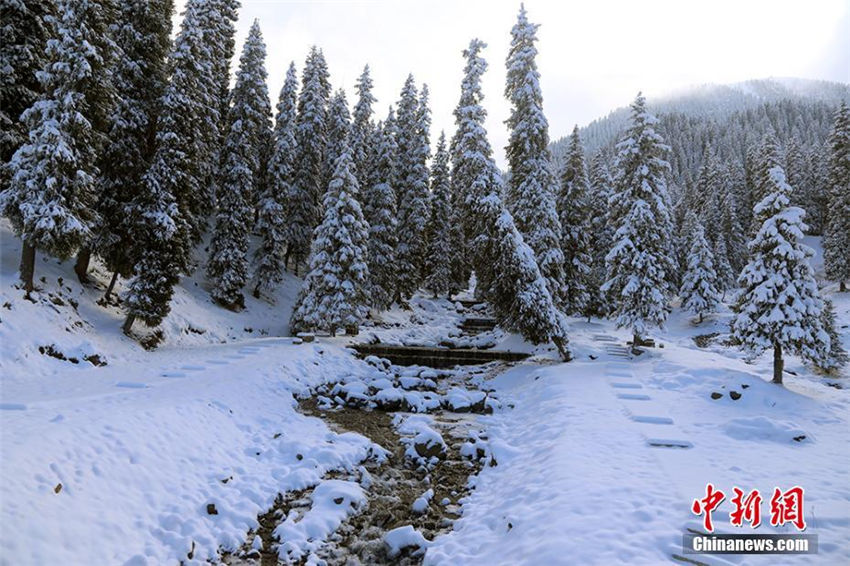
[20,242,35,294]
[772,343,784,384]
[122,313,136,335]
[74,247,91,283]
[841,281,847,293]
[633,332,641,348]
[346,324,359,336]
[699,312,703,324]
[103,271,119,301]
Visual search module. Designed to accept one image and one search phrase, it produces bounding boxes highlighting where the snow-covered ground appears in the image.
[2,222,849,565]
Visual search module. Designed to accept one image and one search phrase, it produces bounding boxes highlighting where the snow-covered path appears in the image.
[426,334,850,565]
[1,338,379,565]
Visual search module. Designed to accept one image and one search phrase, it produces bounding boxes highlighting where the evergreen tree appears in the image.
[254,62,297,299]
[1,0,118,294]
[92,0,174,298]
[586,151,614,317]
[394,76,431,301]
[451,40,502,298]
[424,132,452,298]
[135,0,232,277]
[288,46,330,270]
[504,5,567,307]
[823,102,850,291]
[750,133,782,225]
[602,93,674,346]
[679,218,721,323]
[731,165,829,384]
[324,89,351,184]
[0,0,53,175]
[290,149,370,336]
[362,111,399,310]
[452,38,569,359]
[207,20,271,309]
[351,65,377,189]
[558,126,594,315]
[712,234,735,297]
[122,163,182,332]
[817,299,848,373]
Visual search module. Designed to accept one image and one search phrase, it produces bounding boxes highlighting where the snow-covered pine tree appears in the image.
[504,5,567,308]
[719,184,748,274]
[121,161,183,332]
[712,234,735,297]
[823,102,850,292]
[424,132,452,298]
[254,61,297,299]
[451,38,569,358]
[0,0,53,174]
[351,65,377,190]
[362,111,399,311]
[135,0,228,276]
[817,298,848,373]
[92,0,173,298]
[288,46,330,271]
[679,218,721,323]
[324,89,351,186]
[206,20,271,309]
[451,40,502,298]
[290,149,370,336]
[731,165,829,384]
[750,133,783,229]
[187,0,238,240]
[586,151,613,318]
[558,126,594,315]
[394,76,431,301]
[602,93,675,347]
[0,0,118,294]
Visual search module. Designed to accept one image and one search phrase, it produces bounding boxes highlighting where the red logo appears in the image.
[691,485,806,532]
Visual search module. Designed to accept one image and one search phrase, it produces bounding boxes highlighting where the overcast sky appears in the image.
[195,0,850,167]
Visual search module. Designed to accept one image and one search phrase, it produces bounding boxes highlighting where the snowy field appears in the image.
[1,223,849,565]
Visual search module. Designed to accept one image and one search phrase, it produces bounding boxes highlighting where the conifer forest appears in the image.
[1,1,848,564]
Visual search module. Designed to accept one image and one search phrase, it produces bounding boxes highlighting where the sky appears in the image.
[188,0,850,167]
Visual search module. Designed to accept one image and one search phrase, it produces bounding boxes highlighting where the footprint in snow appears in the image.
[116,382,149,389]
[617,393,652,401]
[180,365,206,371]
[161,371,186,378]
[0,403,27,411]
[631,415,674,425]
[206,360,229,365]
[610,382,643,389]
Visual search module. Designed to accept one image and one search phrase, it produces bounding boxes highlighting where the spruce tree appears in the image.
[602,93,675,347]
[351,65,377,189]
[823,102,850,291]
[558,126,594,315]
[288,46,330,270]
[679,219,721,323]
[712,234,735,297]
[394,75,431,301]
[424,132,452,298]
[586,151,614,318]
[817,299,848,373]
[505,5,567,307]
[731,165,829,384]
[207,20,271,309]
[325,89,352,185]
[0,0,53,174]
[255,62,297,299]
[92,0,173,298]
[1,0,118,294]
[362,111,399,311]
[122,165,182,332]
[452,38,569,359]
[290,149,370,336]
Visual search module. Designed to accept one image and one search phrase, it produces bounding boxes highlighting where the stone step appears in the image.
[352,343,529,368]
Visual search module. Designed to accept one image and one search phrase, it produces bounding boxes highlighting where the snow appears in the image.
[2,217,848,564]
[384,524,430,557]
